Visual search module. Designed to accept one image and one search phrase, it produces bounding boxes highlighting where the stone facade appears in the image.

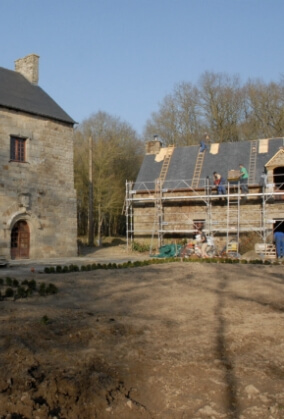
[0,61,77,259]
[132,190,283,250]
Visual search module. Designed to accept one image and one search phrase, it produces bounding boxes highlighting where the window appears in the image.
[193,219,205,230]
[10,136,26,162]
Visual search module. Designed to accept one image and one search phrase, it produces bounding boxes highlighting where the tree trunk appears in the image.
[88,136,94,246]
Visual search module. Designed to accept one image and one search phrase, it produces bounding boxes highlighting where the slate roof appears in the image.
[135,138,284,191]
[0,67,75,125]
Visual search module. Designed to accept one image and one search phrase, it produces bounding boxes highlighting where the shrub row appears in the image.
[132,241,150,252]
[43,256,282,274]
[0,277,58,300]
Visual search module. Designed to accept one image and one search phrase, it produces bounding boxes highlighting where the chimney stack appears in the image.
[145,139,162,154]
[15,54,39,85]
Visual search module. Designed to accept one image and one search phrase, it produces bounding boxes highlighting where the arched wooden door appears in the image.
[11,220,30,259]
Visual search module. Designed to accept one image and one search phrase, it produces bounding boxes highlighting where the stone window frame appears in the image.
[10,135,27,162]
[193,219,206,231]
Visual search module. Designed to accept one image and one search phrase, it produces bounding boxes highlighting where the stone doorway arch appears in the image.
[11,220,30,259]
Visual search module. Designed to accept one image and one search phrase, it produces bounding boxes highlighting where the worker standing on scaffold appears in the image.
[239,164,249,194]
[213,172,226,196]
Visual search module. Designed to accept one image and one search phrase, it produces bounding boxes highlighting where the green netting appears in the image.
[151,244,182,258]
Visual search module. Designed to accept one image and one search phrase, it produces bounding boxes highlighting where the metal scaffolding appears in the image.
[125,177,284,254]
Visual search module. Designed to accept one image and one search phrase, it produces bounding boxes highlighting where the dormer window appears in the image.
[10,136,26,162]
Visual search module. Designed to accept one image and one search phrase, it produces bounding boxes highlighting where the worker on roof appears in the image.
[199,133,210,152]
[199,140,207,152]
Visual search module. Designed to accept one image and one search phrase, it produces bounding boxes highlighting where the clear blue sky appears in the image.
[1,0,284,136]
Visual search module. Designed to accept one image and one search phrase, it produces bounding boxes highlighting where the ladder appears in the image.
[122,197,126,215]
[149,179,163,254]
[226,182,240,254]
[149,146,175,255]
[191,151,205,189]
[159,145,174,185]
[248,139,258,184]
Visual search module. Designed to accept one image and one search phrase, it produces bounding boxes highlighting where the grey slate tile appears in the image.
[0,67,75,125]
[134,138,284,190]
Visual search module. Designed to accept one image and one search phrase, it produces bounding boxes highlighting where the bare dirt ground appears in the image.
[0,247,284,419]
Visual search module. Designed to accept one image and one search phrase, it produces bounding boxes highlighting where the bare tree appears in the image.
[74,111,143,242]
[144,82,205,146]
[143,72,284,145]
[245,79,284,138]
[199,72,244,142]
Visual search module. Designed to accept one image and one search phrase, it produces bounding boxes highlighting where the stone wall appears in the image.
[0,108,77,259]
[14,54,39,85]
[132,197,282,248]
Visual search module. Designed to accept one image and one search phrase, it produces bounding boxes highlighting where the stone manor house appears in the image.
[0,54,77,260]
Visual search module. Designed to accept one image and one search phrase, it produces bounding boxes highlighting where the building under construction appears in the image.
[125,137,284,257]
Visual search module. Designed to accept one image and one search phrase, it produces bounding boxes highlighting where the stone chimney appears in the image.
[145,136,162,154]
[14,54,39,85]
[145,140,162,154]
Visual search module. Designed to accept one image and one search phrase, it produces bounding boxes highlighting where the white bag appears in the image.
[206,236,214,246]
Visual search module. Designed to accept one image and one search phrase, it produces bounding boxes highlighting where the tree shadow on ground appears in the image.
[215,275,240,419]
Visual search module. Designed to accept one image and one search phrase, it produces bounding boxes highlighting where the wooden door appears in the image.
[11,221,30,259]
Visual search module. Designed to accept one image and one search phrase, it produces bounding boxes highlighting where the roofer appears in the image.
[199,133,210,152]
[199,140,207,152]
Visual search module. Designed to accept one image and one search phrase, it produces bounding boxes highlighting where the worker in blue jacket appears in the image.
[274,231,284,259]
